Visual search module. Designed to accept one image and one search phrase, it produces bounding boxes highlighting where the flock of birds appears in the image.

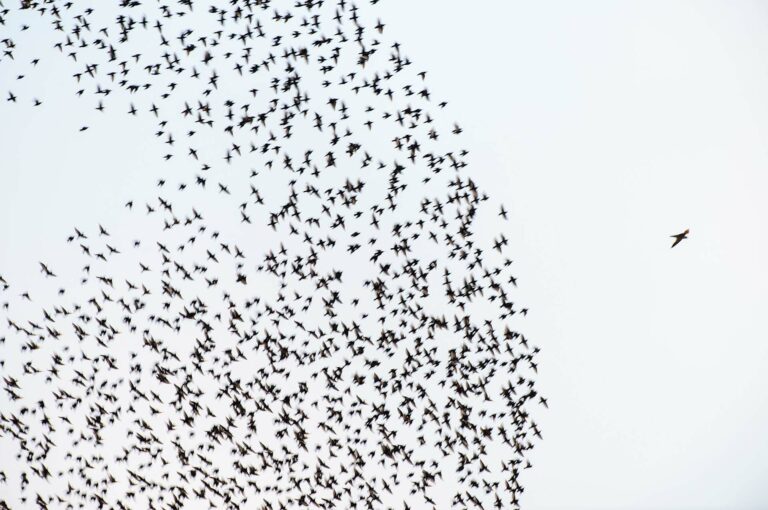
[0,1,545,509]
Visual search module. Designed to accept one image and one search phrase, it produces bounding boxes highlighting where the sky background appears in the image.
[2,1,768,509]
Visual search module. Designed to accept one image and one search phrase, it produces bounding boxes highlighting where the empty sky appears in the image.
[2,1,768,509]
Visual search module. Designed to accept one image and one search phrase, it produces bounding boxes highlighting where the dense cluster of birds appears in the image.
[0,0,544,509]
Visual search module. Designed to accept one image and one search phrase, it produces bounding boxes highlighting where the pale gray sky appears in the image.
[2,1,768,509]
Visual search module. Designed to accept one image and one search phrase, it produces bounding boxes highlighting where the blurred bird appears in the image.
[670,229,689,248]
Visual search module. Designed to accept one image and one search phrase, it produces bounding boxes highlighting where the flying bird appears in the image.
[670,228,689,248]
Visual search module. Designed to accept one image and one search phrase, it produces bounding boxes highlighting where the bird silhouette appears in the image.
[670,228,689,248]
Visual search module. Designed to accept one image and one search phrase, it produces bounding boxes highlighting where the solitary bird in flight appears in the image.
[670,228,689,248]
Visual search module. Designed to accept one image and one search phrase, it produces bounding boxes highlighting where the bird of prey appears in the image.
[670,229,689,248]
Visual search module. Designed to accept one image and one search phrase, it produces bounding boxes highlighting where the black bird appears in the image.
[670,229,689,248]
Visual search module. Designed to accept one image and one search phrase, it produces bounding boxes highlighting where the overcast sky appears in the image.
[2,1,768,509]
